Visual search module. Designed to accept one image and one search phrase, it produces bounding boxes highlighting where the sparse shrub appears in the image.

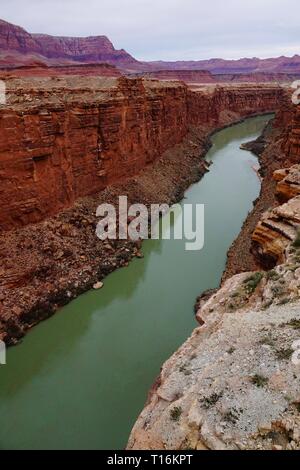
[259,335,275,347]
[230,291,240,298]
[243,272,264,294]
[276,348,294,360]
[286,264,298,272]
[251,374,269,387]
[271,284,285,296]
[277,298,290,306]
[282,318,300,330]
[200,392,223,409]
[179,364,192,375]
[228,303,236,311]
[170,406,182,422]
[293,402,300,413]
[223,408,241,424]
[266,269,280,281]
[227,347,235,354]
[292,229,300,248]
[262,300,273,310]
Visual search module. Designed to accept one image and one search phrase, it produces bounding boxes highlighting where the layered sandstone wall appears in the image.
[136,70,215,83]
[282,101,300,163]
[0,77,189,230]
[0,63,121,78]
[0,78,284,231]
[187,85,283,127]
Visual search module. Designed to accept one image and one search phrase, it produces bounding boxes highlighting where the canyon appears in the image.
[0,77,283,345]
[1,16,300,450]
[0,113,276,449]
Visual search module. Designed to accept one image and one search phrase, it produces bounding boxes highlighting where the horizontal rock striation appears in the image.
[187,85,283,127]
[282,101,300,164]
[0,79,283,231]
[252,164,300,267]
[0,77,189,230]
[213,72,300,83]
[0,63,121,78]
[147,55,300,74]
[274,165,300,201]
[135,70,215,83]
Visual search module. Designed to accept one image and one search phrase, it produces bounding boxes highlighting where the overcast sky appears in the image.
[1,0,299,61]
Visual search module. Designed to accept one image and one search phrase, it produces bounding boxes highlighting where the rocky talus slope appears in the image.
[127,108,300,451]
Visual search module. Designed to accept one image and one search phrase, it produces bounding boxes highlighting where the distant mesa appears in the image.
[0,18,300,79]
[0,18,137,68]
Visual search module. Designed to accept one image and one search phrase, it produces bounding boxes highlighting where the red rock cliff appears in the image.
[138,70,215,83]
[282,102,300,163]
[187,84,283,126]
[0,78,283,231]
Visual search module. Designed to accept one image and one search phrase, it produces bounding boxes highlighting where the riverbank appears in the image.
[0,85,279,345]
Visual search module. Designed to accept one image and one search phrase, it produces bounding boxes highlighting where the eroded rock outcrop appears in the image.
[252,165,300,267]
[128,300,300,450]
[274,166,300,201]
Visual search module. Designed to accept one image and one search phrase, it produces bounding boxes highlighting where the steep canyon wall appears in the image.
[0,78,283,231]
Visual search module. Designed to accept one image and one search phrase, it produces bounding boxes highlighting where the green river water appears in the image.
[0,114,272,450]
